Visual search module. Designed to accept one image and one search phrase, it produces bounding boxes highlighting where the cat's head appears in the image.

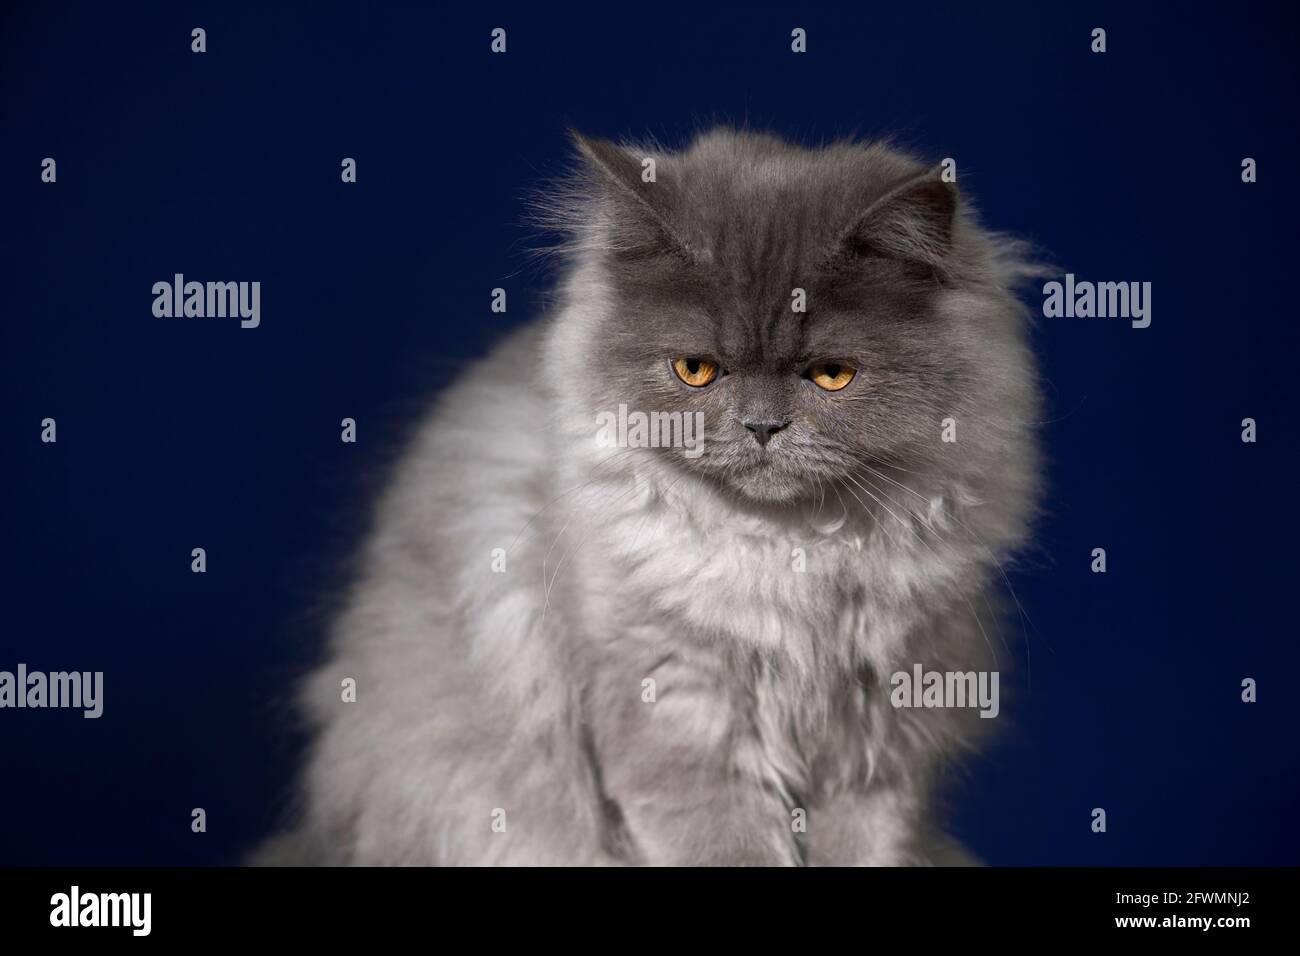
[539,128,1039,509]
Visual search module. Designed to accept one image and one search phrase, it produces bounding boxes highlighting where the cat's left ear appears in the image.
[836,167,957,268]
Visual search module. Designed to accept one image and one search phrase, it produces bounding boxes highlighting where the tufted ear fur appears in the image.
[835,167,957,269]
[569,129,692,259]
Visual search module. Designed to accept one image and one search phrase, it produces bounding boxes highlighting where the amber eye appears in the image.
[672,357,719,387]
[808,362,856,392]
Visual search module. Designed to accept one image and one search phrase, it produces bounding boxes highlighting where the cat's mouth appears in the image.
[725,453,813,504]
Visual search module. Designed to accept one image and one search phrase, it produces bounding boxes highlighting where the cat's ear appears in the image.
[569,129,691,259]
[836,166,957,269]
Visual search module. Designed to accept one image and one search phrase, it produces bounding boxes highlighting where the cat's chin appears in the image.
[724,471,812,507]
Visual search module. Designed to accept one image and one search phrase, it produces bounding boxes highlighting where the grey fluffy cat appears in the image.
[257,127,1041,866]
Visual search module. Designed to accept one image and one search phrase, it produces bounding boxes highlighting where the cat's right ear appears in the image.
[568,129,691,259]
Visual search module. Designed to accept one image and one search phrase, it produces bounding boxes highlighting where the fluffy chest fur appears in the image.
[567,454,979,678]
[561,455,987,813]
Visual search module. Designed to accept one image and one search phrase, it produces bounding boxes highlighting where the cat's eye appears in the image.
[808,362,856,392]
[672,357,719,388]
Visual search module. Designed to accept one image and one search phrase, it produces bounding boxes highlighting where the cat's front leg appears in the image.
[587,647,799,867]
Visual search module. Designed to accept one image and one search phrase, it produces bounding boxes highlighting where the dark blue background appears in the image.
[3,1,1296,865]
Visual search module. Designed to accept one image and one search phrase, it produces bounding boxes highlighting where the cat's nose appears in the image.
[743,419,790,447]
